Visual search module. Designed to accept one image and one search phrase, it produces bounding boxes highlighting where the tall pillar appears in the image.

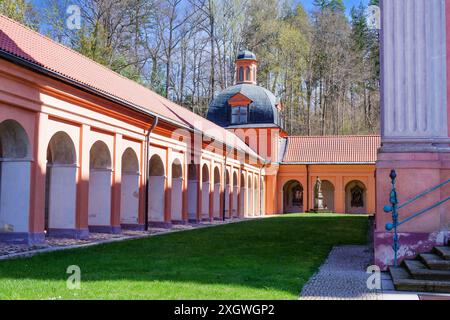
[164,148,172,226]
[375,0,450,269]
[110,133,122,234]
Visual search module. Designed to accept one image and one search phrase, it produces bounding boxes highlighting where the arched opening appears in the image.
[239,173,246,218]
[224,169,231,219]
[120,148,140,228]
[0,120,31,237]
[148,154,165,224]
[247,176,253,217]
[171,159,183,222]
[89,141,112,232]
[345,180,367,214]
[260,176,265,216]
[45,132,77,237]
[239,67,244,82]
[213,167,221,219]
[187,164,198,222]
[322,180,335,212]
[283,180,304,213]
[254,176,259,216]
[201,164,210,220]
[232,172,238,218]
[246,67,251,81]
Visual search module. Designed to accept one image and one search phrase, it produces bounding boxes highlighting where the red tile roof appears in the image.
[0,15,260,158]
[282,135,381,164]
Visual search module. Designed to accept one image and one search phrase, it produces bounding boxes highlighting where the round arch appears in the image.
[187,164,198,222]
[148,154,166,224]
[247,176,253,217]
[322,180,335,212]
[45,132,78,236]
[345,180,367,214]
[254,176,259,216]
[232,172,238,218]
[225,169,231,218]
[201,164,210,220]
[0,119,30,159]
[0,120,31,236]
[239,172,246,217]
[149,154,165,177]
[120,148,140,227]
[171,158,183,222]
[283,180,304,214]
[213,167,221,219]
[88,140,113,232]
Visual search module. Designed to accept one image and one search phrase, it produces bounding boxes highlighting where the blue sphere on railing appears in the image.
[384,205,393,213]
[390,170,397,180]
[386,223,394,231]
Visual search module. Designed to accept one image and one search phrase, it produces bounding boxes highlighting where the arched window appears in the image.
[239,67,244,82]
[246,67,251,81]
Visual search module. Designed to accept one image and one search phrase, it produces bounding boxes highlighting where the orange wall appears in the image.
[266,164,376,214]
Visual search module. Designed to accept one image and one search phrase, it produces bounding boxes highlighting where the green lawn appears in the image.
[0,214,368,300]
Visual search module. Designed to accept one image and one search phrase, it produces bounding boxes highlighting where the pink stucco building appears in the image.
[375,0,450,269]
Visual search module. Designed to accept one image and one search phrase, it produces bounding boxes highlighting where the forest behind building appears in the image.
[0,0,380,136]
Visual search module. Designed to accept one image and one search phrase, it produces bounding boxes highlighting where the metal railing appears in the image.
[384,170,450,266]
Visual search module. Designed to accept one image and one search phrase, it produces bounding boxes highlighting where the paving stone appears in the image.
[300,245,382,300]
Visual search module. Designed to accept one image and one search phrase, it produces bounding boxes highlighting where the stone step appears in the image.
[420,253,450,271]
[390,267,450,293]
[434,247,450,261]
[404,260,450,281]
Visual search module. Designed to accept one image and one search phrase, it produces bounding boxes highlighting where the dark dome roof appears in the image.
[207,84,283,128]
[237,50,257,60]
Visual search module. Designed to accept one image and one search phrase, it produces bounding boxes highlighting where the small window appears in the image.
[231,106,248,124]
[239,67,244,82]
[246,67,251,81]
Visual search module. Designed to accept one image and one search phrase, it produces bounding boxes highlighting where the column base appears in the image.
[121,224,145,231]
[47,228,89,239]
[88,226,122,234]
[374,231,449,270]
[172,220,188,226]
[0,232,46,245]
[148,221,172,229]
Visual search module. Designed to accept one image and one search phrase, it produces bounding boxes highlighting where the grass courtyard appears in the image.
[0,214,368,300]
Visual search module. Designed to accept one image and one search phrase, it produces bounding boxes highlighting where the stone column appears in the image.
[381,0,448,150]
[376,0,450,270]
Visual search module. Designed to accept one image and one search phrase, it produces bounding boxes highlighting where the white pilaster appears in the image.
[381,0,448,146]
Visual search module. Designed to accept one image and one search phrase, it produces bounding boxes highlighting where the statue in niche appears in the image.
[351,186,364,208]
[314,177,325,212]
[292,187,303,206]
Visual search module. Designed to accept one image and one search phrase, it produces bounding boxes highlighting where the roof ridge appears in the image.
[0,14,141,86]
[288,135,381,138]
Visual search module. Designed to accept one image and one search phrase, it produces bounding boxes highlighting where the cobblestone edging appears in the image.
[0,219,247,261]
[300,245,382,300]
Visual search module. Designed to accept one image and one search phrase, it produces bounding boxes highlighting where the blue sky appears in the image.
[299,0,369,16]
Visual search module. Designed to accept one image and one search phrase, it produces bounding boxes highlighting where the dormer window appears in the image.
[231,106,248,125]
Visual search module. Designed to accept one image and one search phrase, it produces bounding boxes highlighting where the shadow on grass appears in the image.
[0,214,369,299]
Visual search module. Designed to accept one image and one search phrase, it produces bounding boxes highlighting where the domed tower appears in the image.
[207,50,286,163]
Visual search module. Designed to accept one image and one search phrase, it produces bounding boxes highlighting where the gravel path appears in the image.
[300,245,382,300]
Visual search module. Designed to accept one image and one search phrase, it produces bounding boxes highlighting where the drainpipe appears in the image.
[145,116,159,231]
[306,164,310,213]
